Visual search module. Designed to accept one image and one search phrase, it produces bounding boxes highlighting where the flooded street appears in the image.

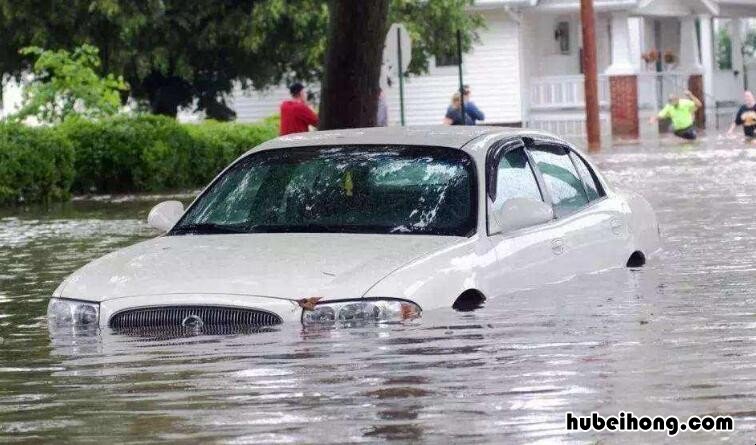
[1,137,755,443]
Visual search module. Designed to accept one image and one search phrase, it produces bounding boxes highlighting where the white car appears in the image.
[48,126,660,330]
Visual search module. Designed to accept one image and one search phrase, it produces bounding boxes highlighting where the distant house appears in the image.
[4,0,756,139]
[212,0,756,138]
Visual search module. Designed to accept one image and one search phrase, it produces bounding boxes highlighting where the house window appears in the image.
[556,21,570,54]
[435,48,460,67]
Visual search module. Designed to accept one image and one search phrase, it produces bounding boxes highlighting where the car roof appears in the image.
[250,125,567,155]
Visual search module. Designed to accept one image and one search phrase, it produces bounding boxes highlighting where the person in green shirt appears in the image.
[649,90,703,140]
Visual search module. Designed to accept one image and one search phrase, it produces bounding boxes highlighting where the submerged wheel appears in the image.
[626,251,646,268]
[452,290,486,312]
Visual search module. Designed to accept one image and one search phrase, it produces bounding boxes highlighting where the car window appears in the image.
[495,148,542,203]
[371,161,454,187]
[569,152,603,201]
[529,146,589,216]
[173,146,477,237]
[197,166,269,224]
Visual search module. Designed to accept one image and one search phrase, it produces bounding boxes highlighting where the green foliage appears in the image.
[744,29,756,60]
[184,118,278,185]
[60,115,277,194]
[0,0,482,119]
[11,45,128,124]
[59,115,193,193]
[717,27,733,70]
[390,0,484,75]
[0,0,329,119]
[0,122,75,205]
[0,118,277,206]
[244,0,330,88]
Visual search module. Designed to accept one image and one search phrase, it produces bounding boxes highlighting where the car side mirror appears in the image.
[147,200,184,233]
[490,197,554,234]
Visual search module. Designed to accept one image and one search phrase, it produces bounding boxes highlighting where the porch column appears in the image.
[606,12,639,139]
[678,16,703,73]
[679,16,704,128]
[699,15,715,128]
[606,12,635,75]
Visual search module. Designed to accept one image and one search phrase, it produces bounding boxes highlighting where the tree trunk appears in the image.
[150,91,180,118]
[142,72,193,118]
[319,0,389,130]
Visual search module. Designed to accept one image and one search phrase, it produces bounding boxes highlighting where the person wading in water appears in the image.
[649,90,703,141]
[727,90,756,143]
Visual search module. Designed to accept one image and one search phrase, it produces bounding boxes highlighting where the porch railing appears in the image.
[529,72,697,111]
[527,72,689,138]
[529,75,610,110]
[528,111,611,138]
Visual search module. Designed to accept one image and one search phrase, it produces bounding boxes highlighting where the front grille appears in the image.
[111,325,279,338]
[109,306,283,329]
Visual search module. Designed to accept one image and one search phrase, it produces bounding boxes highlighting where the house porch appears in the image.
[521,0,756,138]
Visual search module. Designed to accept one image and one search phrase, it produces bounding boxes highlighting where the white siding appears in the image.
[387,9,522,125]
[224,86,290,123]
[177,85,290,123]
[521,12,582,76]
[519,11,611,78]
[0,77,24,119]
[534,0,640,11]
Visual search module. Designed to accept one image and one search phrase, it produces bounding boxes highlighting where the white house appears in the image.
[4,0,756,138]
[216,0,756,138]
[507,0,756,137]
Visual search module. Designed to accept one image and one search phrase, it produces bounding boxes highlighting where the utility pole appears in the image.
[456,29,465,120]
[397,26,406,126]
[580,0,601,151]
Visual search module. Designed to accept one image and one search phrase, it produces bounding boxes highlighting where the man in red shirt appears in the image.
[279,82,319,135]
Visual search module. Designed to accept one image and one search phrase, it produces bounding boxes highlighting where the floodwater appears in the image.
[1,136,755,444]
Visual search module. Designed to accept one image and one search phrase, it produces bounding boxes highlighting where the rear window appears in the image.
[569,151,604,201]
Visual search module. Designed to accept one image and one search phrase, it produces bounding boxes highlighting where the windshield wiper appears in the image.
[171,223,247,235]
[246,223,346,234]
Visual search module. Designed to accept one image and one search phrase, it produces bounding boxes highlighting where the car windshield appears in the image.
[172,145,477,236]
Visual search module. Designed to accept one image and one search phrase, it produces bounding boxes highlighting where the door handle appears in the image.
[551,238,565,255]
[610,217,623,235]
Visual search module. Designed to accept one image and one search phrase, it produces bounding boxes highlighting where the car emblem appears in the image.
[182,314,204,328]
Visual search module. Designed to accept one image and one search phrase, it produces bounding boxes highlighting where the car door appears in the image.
[568,148,632,266]
[526,142,628,276]
[485,139,568,294]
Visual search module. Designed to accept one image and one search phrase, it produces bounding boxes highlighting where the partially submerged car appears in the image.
[48,126,660,330]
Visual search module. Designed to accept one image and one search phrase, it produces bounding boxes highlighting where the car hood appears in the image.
[58,233,462,302]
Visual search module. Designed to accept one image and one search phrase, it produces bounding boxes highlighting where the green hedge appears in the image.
[184,117,279,186]
[0,116,277,205]
[0,123,75,205]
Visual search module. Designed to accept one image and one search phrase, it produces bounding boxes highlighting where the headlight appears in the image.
[301,298,421,325]
[47,298,100,326]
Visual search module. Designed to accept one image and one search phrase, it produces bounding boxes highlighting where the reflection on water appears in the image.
[1,138,755,443]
